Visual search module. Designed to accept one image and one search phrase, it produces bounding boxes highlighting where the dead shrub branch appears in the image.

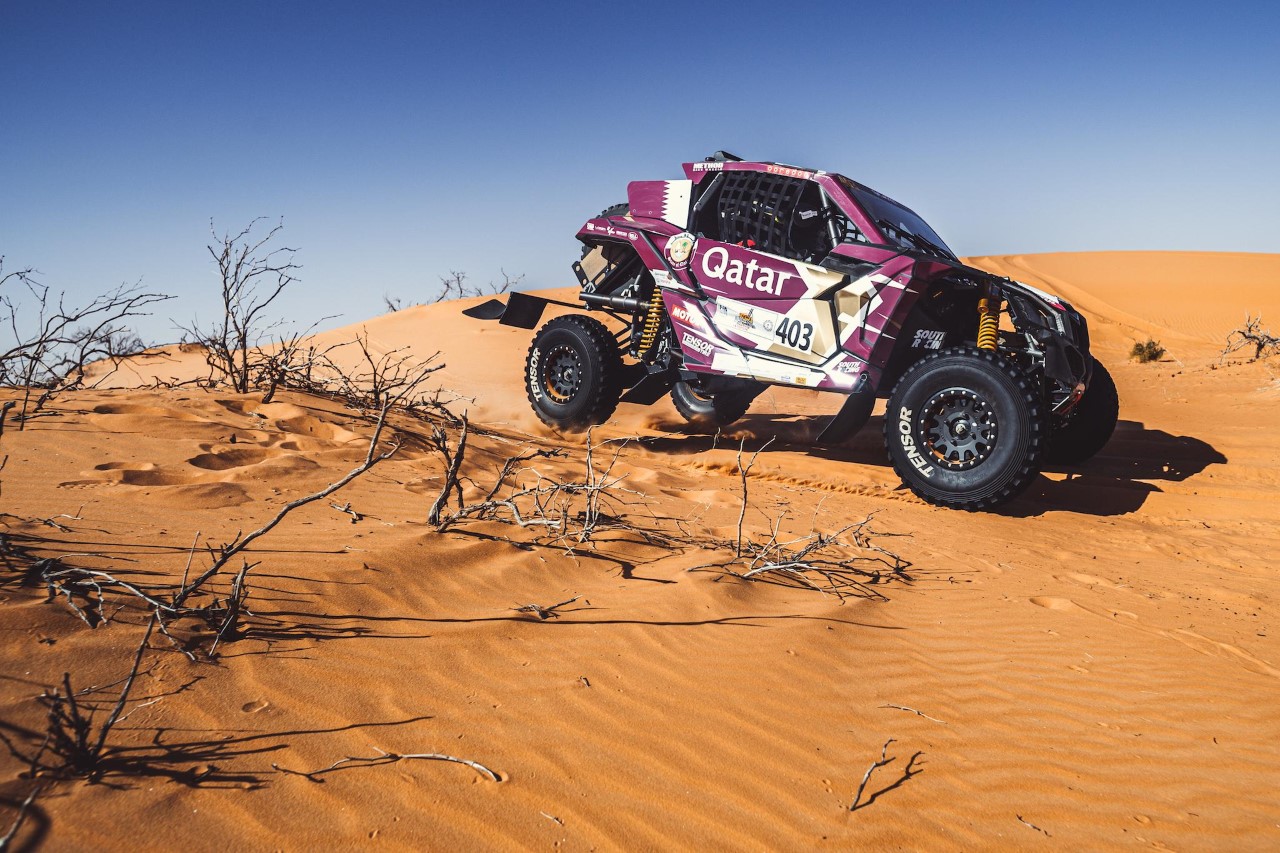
[274,747,499,783]
[0,258,170,425]
[1222,314,1280,361]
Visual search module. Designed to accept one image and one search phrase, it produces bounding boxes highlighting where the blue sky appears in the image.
[2,0,1277,342]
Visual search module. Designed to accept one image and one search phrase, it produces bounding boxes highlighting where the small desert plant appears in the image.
[1222,314,1279,361]
[1130,339,1166,363]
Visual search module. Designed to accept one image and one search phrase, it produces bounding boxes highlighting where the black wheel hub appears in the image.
[920,387,998,470]
[543,345,582,403]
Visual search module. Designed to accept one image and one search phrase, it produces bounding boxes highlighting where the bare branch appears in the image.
[513,596,580,620]
[1222,314,1280,362]
[274,747,500,783]
[0,258,170,424]
[178,218,300,393]
[735,438,774,557]
[880,703,946,724]
[851,738,895,812]
[0,785,43,852]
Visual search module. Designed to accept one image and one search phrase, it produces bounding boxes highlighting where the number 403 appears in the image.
[776,317,814,350]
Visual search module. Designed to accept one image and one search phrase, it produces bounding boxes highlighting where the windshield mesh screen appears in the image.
[714,171,806,257]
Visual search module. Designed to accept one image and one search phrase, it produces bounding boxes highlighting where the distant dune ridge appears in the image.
[4,251,1280,848]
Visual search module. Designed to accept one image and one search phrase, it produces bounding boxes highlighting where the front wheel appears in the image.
[525,315,623,431]
[884,346,1046,510]
[1045,357,1118,464]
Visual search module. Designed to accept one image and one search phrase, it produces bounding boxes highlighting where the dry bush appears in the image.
[1130,339,1166,363]
[178,218,302,394]
[695,440,910,600]
[0,258,170,426]
[384,269,525,312]
[324,331,446,414]
[427,425,656,549]
[1222,314,1279,361]
[432,269,523,303]
[24,618,156,781]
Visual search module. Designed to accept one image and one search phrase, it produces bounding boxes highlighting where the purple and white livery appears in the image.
[465,152,1117,510]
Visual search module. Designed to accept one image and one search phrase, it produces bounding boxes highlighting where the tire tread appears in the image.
[883,346,1045,510]
[525,314,623,430]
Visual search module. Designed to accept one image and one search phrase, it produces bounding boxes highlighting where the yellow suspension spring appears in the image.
[638,284,665,357]
[977,296,1000,351]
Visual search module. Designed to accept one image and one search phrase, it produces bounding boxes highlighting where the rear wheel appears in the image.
[1046,357,1118,464]
[526,315,623,430]
[670,378,764,429]
[884,346,1045,510]
[580,203,630,258]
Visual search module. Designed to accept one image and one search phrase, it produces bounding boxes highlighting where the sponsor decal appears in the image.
[766,164,813,180]
[692,162,724,171]
[762,318,774,333]
[699,246,795,296]
[587,223,637,241]
[681,331,715,358]
[836,359,861,374]
[671,303,709,333]
[794,376,807,386]
[528,349,543,400]
[736,309,755,331]
[665,232,695,270]
[897,407,934,478]
[912,329,946,350]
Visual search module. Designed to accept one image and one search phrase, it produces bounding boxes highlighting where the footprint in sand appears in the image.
[187,448,278,470]
[1030,596,1078,611]
[89,402,204,421]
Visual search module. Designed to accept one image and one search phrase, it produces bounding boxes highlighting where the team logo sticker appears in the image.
[665,233,695,270]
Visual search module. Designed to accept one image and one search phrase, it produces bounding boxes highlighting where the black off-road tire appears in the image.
[1045,357,1119,464]
[525,315,624,431]
[580,203,630,258]
[670,378,764,429]
[884,346,1046,510]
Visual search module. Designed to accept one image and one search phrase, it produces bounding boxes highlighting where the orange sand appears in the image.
[3,251,1279,849]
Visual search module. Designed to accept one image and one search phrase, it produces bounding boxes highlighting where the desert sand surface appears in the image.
[3,251,1279,850]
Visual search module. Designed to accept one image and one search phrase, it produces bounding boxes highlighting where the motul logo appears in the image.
[671,304,709,333]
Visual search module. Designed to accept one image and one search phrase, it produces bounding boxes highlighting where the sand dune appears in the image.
[3,251,1279,849]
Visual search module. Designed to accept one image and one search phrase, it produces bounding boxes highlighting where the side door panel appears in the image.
[690,238,844,367]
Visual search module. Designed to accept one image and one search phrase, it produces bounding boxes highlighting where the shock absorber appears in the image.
[637,283,666,359]
[976,291,1000,351]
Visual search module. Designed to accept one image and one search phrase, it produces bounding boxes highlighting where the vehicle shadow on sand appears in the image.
[1008,419,1227,517]
[641,414,1226,517]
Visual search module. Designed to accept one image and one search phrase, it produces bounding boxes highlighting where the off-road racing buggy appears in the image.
[464,152,1117,510]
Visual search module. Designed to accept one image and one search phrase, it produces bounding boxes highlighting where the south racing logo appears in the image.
[912,330,946,349]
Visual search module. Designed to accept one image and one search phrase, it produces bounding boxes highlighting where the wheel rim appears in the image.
[919,387,998,470]
[543,344,583,403]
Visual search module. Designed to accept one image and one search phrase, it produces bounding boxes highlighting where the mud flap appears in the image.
[619,370,672,404]
[461,291,550,329]
[815,374,875,444]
